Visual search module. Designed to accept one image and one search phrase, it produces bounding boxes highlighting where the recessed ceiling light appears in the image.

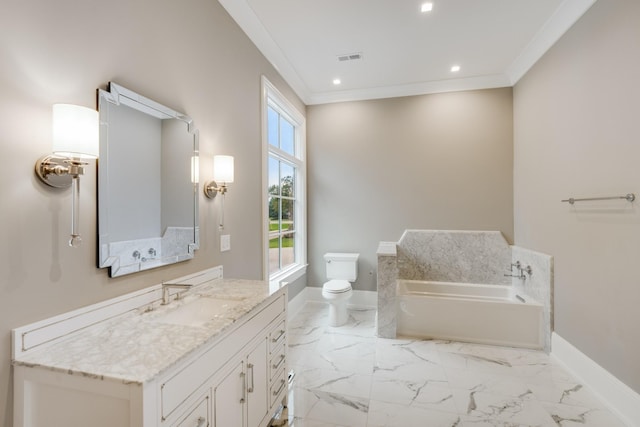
[333,78,341,85]
[451,65,461,72]
[421,2,433,13]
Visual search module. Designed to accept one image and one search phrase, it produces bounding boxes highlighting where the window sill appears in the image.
[270,263,307,286]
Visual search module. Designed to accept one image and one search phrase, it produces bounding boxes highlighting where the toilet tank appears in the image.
[324,253,359,281]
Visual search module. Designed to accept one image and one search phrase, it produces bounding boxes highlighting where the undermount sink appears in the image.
[154,297,242,327]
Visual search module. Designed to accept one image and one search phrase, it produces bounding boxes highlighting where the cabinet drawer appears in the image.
[269,342,286,381]
[269,369,287,409]
[268,319,286,353]
[173,392,210,427]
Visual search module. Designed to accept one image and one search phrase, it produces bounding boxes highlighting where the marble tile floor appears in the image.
[282,303,626,427]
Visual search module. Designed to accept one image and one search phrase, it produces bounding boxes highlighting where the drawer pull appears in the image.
[196,416,207,427]
[272,354,286,371]
[247,363,254,393]
[240,372,246,403]
[272,379,286,396]
[271,329,285,343]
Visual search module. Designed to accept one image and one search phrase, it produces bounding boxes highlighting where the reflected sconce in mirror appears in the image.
[204,155,234,230]
[35,104,99,247]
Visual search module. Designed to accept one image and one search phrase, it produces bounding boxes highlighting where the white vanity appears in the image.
[12,267,287,427]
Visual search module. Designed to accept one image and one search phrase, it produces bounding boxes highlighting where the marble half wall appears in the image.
[512,246,554,352]
[376,242,398,339]
[396,230,512,284]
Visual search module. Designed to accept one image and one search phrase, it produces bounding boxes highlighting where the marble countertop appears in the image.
[14,278,286,385]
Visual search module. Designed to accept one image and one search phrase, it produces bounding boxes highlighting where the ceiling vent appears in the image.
[337,52,363,62]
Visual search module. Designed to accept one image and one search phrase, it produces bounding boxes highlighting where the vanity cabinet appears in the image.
[163,304,286,427]
[13,276,287,427]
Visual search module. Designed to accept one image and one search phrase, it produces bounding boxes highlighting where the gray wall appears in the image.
[0,0,305,425]
[514,0,640,393]
[307,89,514,291]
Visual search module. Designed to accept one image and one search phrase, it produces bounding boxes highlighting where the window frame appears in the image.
[261,76,307,283]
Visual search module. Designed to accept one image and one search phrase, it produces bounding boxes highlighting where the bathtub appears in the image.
[397,280,544,349]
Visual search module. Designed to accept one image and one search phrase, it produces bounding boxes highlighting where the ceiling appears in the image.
[218,0,597,105]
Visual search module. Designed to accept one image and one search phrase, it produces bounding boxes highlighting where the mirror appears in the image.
[98,82,199,277]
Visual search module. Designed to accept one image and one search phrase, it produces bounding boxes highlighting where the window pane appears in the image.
[268,196,280,230]
[280,116,295,155]
[280,163,295,198]
[282,232,295,269]
[267,107,279,148]
[269,236,280,275]
[281,199,294,232]
[268,157,280,195]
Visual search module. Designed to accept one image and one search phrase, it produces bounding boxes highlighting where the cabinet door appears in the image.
[246,337,268,427]
[214,361,244,427]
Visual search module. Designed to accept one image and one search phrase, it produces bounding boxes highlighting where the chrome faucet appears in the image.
[161,282,193,305]
[504,261,533,280]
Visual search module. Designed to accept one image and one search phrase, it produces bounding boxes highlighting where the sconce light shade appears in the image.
[52,104,99,159]
[213,155,234,183]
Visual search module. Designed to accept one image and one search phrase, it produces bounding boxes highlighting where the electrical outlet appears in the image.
[221,234,231,252]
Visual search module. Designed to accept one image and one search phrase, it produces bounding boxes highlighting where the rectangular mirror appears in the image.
[98,83,199,277]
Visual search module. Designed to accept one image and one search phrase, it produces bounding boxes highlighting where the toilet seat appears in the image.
[323,279,352,294]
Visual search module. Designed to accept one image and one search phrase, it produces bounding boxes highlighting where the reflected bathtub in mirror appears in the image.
[98,82,199,277]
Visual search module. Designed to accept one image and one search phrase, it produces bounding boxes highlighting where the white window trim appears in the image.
[261,76,307,283]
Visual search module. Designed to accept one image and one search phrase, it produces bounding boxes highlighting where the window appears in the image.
[262,77,306,281]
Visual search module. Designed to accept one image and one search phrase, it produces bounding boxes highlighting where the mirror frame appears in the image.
[97,82,199,277]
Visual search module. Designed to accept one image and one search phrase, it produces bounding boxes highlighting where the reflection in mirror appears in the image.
[98,83,199,277]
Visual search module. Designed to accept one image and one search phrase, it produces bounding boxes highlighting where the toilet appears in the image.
[322,252,359,327]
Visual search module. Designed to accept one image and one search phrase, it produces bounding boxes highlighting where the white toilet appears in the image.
[322,252,359,327]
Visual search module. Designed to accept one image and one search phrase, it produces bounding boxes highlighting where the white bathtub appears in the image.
[397,280,544,349]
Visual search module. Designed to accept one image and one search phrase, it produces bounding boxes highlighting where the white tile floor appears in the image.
[283,303,627,427]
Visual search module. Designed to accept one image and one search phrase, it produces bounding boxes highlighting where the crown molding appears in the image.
[507,0,598,84]
[306,74,512,105]
[217,0,312,104]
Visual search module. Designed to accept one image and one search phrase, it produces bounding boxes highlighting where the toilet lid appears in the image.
[323,279,352,293]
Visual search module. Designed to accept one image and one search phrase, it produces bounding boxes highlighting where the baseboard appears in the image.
[551,332,639,427]
[287,286,377,313]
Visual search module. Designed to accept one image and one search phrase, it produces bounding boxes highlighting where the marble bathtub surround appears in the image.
[376,230,553,351]
[285,304,626,426]
[13,277,285,384]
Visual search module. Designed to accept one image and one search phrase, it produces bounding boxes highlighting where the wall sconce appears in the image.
[35,104,99,247]
[203,155,234,198]
[204,155,234,230]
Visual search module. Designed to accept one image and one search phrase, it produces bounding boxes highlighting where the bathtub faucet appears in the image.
[505,262,532,280]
